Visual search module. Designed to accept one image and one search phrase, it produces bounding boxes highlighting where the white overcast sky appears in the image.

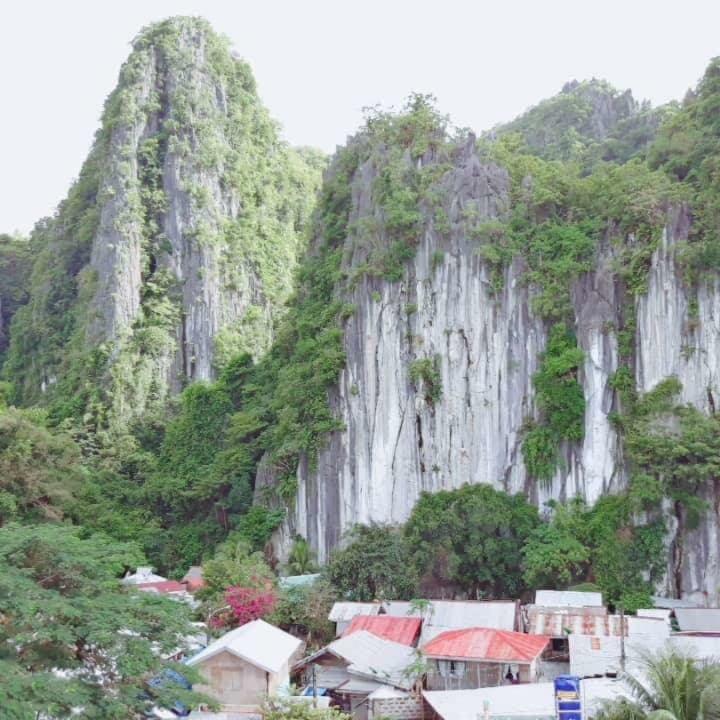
[2,0,719,234]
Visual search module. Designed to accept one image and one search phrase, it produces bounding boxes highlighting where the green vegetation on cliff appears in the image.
[4,17,323,429]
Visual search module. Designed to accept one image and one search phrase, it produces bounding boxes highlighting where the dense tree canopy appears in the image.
[0,523,207,719]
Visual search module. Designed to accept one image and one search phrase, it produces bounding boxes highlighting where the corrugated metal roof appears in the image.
[326,630,418,690]
[528,610,667,638]
[534,590,603,607]
[652,596,700,609]
[426,601,517,630]
[344,615,421,646]
[423,682,555,720]
[279,573,322,590]
[328,602,382,622]
[636,608,671,624]
[675,608,720,633]
[423,678,630,720]
[422,628,549,663]
[186,619,301,674]
[569,633,720,677]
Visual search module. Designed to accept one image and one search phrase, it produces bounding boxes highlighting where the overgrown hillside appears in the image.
[3,16,323,429]
[2,16,720,610]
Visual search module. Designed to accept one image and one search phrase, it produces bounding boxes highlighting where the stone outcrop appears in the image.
[280,137,720,604]
[6,18,321,423]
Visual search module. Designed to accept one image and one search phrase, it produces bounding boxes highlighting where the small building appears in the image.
[343,615,422,646]
[422,627,550,690]
[294,629,419,719]
[187,619,303,711]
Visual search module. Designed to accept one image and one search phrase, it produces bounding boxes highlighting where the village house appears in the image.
[327,599,518,639]
[187,619,303,712]
[293,629,421,719]
[422,627,550,690]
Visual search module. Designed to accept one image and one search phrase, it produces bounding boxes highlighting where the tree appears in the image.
[270,581,336,648]
[0,523,208,719]
[325,524,418,601]
[522,520,590,588]
[286,536,318,575]
[0,407,84,526]
[263,697,350,720]
[225,582,278,627]
[404,484,539,598]
[596,650,720,720]
[200,537,276,602]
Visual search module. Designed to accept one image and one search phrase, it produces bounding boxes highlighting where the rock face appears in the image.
[6,17,322,423]
[283,137,720,604]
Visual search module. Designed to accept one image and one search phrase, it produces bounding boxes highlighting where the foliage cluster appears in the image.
[0,523,208,718]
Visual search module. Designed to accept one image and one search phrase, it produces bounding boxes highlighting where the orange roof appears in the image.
[343,614,422,646]
[422,627,549,663]
[136,580,188,594]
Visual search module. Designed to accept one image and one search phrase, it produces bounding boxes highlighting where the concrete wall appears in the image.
[369,694,424,720]
[194,649,279,708]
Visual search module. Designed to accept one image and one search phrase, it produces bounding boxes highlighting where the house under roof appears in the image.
[674,608,720,633]
[296,630,418,691]
[534,590,603,608]
[187,619,302,674]
[422,628,549,663]
[328,602,382,623]
[343,614,421,646]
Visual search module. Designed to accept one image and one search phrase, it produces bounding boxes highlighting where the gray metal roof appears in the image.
[325,630,418,690]
[423,678,630,720]
[186,619,302,674]
[675,608,720,632]
[534,590,603,607]
[425,601,517,629]
[279,573,321,590]
[651,596,701,609]
[570,633,720,677]
[328,602,382,622]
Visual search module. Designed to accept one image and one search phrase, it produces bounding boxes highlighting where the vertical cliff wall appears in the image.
[5,17,322,425]
[277,120,720,604]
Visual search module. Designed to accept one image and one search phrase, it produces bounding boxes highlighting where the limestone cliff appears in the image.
[267,90,720,604]
[4,17,323,424]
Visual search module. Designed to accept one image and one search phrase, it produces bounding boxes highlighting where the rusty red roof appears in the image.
[422,627,549,663]
[343,614,422,646]
[136,580,188,594]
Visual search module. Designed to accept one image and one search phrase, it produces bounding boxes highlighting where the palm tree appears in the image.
[597,650,720,720]
[287,536,317,575]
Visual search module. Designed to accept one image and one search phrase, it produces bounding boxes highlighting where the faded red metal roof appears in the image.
[136,580,188,594]
[343,614,422,646]
[422,627,549,663]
